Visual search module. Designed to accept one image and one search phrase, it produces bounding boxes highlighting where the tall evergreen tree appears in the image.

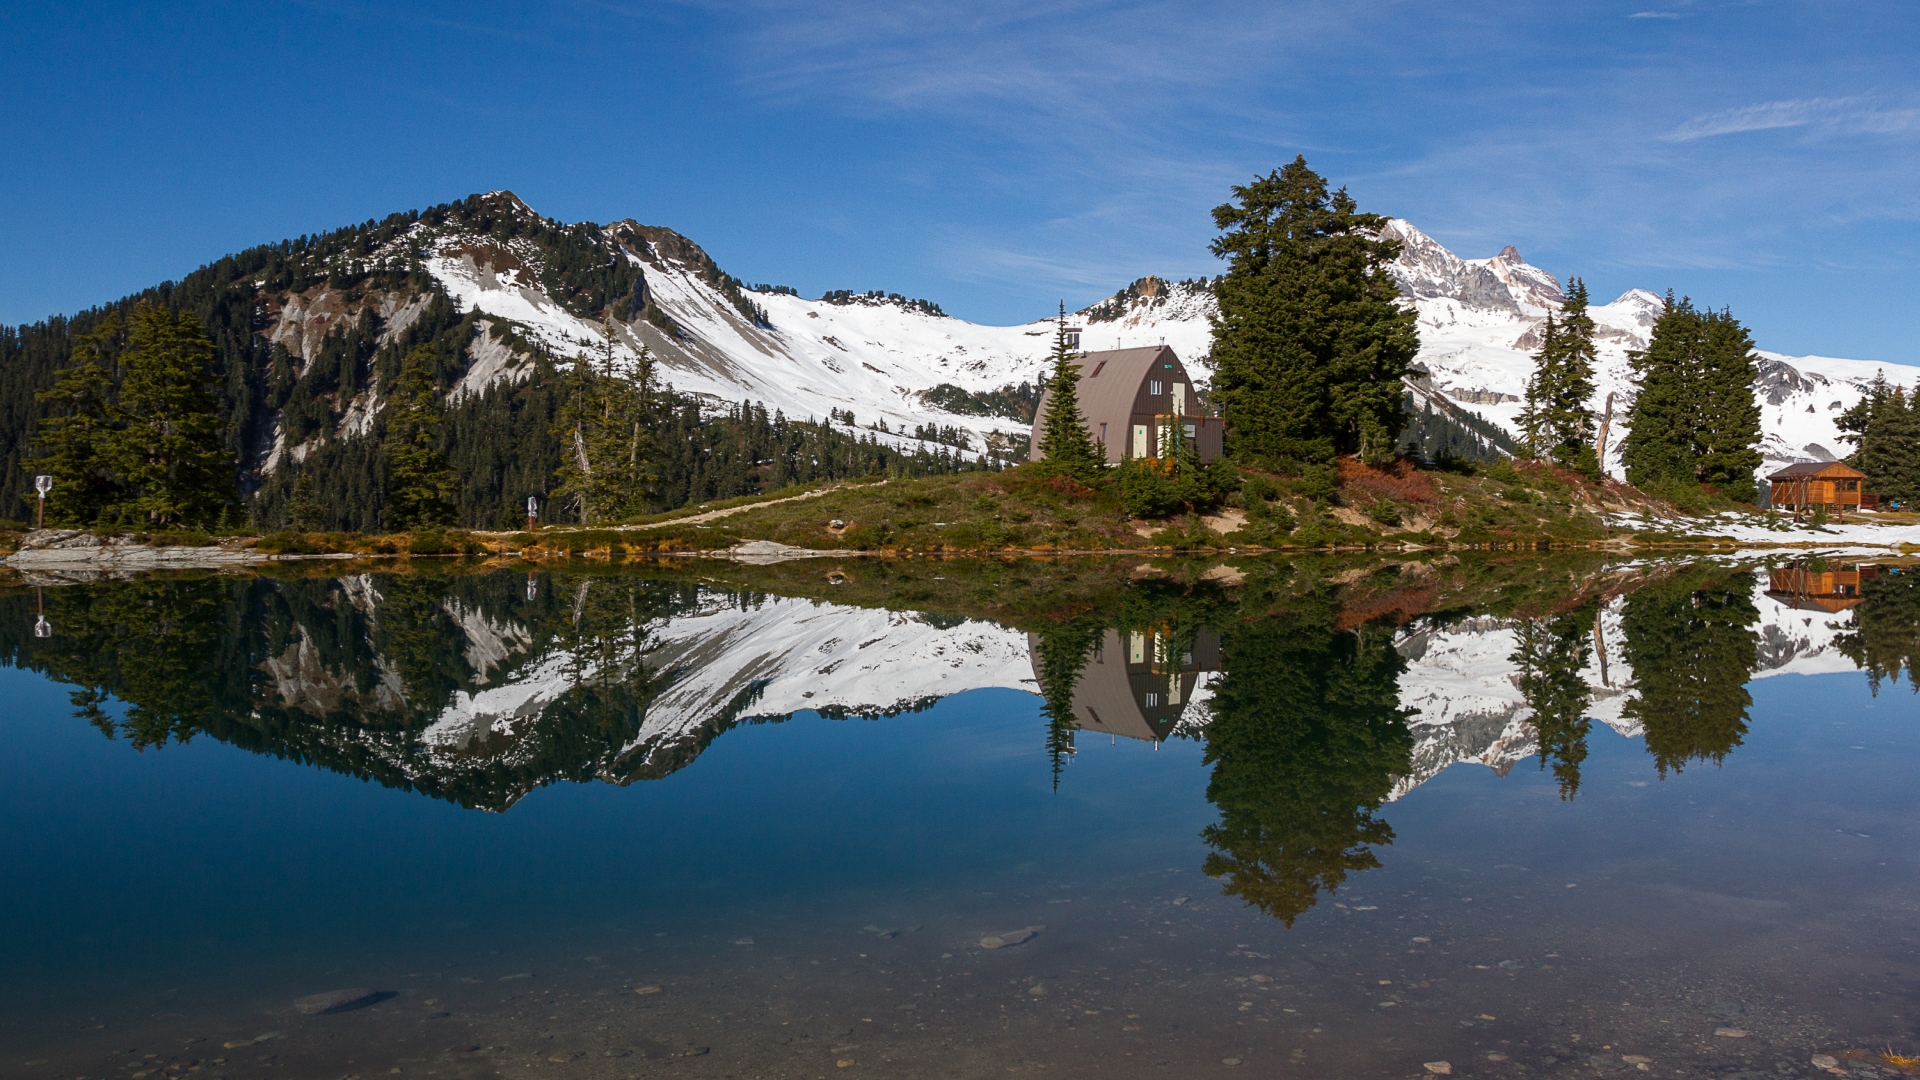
[109,303,235,527]
[553,323,658,524]
[380,344,458,529]
[1838,372,1920,504]
[1034,303,1101,478]
[1209,156,1419,467]
[1622,293,1700,490]
[1622,295,1762,500]
[1693,308,1763,501]
[1517,279,1599,470]
[26,315,125,526]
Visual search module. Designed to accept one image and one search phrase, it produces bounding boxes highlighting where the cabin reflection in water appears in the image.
[1767,563,1879,613]
[1027,629,1222,744]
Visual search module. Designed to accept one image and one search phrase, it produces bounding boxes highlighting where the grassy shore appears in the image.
[0,456,1774,562]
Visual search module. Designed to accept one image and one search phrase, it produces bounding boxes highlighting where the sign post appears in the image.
[33,474,52,530]
[526,495,540,533]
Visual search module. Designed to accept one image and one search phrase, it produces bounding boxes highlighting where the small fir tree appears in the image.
[1518,279,1599,470]
[1209,156,1419,467]
[108,303,235,527]
[1035,303,1101,478]
[27,315,126,526]
[1516,314,1559,459]
[381,345,458,529]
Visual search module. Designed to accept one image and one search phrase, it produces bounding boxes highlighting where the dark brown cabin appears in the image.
[1767,461,1868,513]
[1028,345,1225,465]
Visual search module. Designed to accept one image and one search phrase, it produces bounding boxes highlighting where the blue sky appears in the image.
[2,1,1917,363]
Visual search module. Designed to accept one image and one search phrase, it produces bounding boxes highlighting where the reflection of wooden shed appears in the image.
[1768,462,1868,513]
[1766,563,1877,612]
[1026,628,1222,743]
[1029,345,1225,465]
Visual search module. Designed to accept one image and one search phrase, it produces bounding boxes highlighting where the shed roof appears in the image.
[1030,345,1182,450]
[1767,461,1866,480]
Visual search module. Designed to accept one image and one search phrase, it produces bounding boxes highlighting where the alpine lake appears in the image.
[2,551,1917,1080]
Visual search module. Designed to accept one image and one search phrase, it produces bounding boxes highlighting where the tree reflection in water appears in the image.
[1512,604,1597,799]
[1620,569,1761,776]
[8,557,1918,923]
[0,571,696,810]
[1200,609,1412,926]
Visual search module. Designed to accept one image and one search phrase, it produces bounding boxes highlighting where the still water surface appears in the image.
[0,558,1916,1079]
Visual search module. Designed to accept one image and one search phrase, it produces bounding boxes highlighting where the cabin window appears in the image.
[1150,379,1163,395]
[1845,480,1859,491]
[1098,422,1107,443]
[1185,423,1197,439]
[1143,692,1159,708]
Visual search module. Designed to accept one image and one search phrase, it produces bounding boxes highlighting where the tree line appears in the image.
[1030,155,1794,512]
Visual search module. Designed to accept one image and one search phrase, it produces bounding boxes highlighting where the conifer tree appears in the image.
[1034,302,1101,478]
[1622,293,1701,490]
[1516,314,1558,459]
[1622,295,1762,499]
[381,344,458,529]
[553,322,658,524]
[1838,372,1920,504]
[1693,308,1763,501]
[27,315,125,526]
[109,303,235,527]
[1518,279,1598,470]
[1209,156,1419,467]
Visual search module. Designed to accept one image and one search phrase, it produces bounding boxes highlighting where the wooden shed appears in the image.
[1767,461,1868,513]
[1028,345,1225,465]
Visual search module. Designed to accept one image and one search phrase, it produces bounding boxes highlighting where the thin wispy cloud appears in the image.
[1664,95,1920,141]
[1628,11,1685,18]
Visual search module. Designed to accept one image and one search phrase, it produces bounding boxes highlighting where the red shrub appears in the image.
[1338,458,1437,505]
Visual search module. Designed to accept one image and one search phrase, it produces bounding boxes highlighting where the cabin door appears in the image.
[1132,424,1148,458]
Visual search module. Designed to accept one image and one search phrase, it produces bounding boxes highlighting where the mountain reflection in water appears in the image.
[4,556,1917,928]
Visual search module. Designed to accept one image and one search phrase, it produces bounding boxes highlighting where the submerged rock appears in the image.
[980,926,1040,950]
[294,988,381,1015]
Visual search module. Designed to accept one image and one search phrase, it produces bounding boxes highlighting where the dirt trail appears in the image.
[622,483,871,529]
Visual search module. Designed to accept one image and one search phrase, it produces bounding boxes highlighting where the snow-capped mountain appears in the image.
[263,192,1918,474]
[1373,219,1920,473]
